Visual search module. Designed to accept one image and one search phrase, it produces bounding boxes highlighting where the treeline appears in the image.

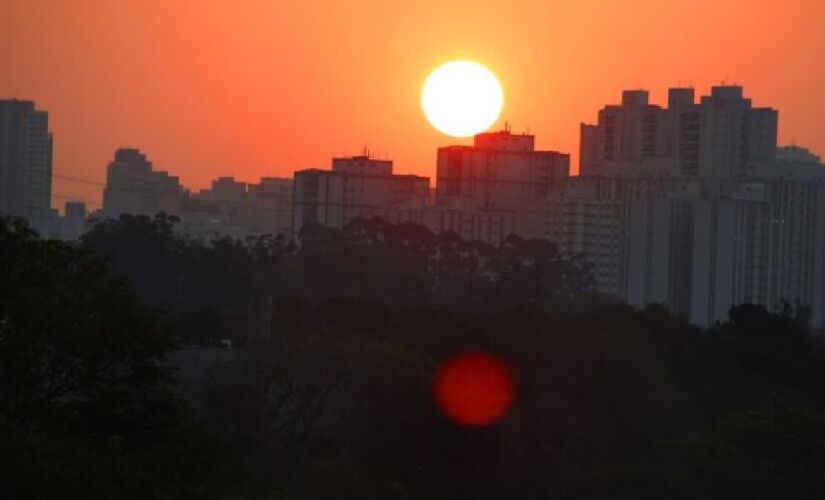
[2,215,825,499]
[80,214,595,346]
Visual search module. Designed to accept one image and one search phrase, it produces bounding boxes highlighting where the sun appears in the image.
[421,60,504,138]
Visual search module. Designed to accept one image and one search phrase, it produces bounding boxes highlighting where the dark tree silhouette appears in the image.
[0,218,243,499]
[0,218,176,433]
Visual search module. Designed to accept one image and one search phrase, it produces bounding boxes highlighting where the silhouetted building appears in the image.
[580,87,778,179]
[436,130,569,208]
[0,99,54,231]
[242,177,293,237]
[196,176,248,212]
[57,201,88,241]
[431,129,569,244]
[186,176,249,237]
[102,148,186,217]
[292,155,429,236]
[777,145,820,163]
[763,145,825,179]
[65,200,86,218]
[193,176,293,237]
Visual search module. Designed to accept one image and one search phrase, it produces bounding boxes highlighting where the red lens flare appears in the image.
[433,351,516,427]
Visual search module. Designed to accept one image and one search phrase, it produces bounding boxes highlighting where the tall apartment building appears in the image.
[623,179,825,327]
[0,99,54,231]
[292,155,429,236]
[432,130,569,244]
[580,86,778,179]
[102,148,186,217]
[563,86,825,328]
[540,176,694,300]
[684,179,825,326]
[543,176,628,296]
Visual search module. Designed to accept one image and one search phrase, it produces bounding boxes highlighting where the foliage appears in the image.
[0,218,175,434]
[7,214,825,499]
[0,218,243,499]
[81,214,596,347]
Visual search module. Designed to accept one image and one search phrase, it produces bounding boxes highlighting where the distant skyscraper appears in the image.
[0,99,54,225]
[102,148,185,217]
[194,176,294,237]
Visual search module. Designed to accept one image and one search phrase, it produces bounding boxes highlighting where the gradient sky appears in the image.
[1,0,824,209]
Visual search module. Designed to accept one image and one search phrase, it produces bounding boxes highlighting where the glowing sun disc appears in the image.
[421,60,504,138]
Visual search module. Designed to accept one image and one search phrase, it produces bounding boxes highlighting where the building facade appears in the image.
[580,86,778,179]
[242,177,293,238]
[0,99,54,232]
[570,86,825,328]
[292,156,429,236]
[432,130,569,244]
[102,148,186,217]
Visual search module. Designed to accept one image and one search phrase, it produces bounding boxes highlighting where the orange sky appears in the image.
[1,0,824,209]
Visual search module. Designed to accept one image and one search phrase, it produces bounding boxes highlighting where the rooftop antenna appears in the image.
[362,145,370,158]
[504,120,511,133]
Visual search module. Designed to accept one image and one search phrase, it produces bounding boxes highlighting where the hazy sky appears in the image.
[2,0,824,208]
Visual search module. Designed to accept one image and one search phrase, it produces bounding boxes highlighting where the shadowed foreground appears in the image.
[2,216,825,499]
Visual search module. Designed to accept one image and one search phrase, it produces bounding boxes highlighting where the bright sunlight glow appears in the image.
[421,61,504,138]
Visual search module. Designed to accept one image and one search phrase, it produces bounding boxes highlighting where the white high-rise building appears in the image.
[553,179,825,329]
[542,176,628,296]
[567,86,825,329]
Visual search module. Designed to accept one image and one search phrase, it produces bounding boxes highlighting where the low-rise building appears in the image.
[292,155,429,236]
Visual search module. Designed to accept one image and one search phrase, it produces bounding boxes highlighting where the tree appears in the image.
[0,218,177,434]
[0,217,249,499]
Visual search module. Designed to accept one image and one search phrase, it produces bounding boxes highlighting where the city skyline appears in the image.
[34,82,816,332]
[2,0,824,208]
[5,3,825,496]
[6,82,822,213]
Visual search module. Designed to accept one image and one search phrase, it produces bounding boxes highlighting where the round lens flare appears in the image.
[433,351,516,427]
[421,61,504,138]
